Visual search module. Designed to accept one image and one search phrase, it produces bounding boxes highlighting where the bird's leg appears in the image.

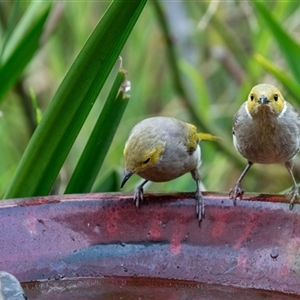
[133,180,148,207]
[229,161,253,205]
[285,161,299,210]
[191,169,204,222]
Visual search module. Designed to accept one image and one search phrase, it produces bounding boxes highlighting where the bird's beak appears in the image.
[258,95,270,105]
[120,170,133,189]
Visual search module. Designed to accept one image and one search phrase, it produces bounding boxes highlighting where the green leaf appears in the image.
[179,59,211,123]
[0,0,21,59]
[65,68,130,194]
[0,2,52,101]
[254,53,300,102]
[253,1,300,83]
[29,87,42,124]
[92,169,120,193]
[4,0,146,199]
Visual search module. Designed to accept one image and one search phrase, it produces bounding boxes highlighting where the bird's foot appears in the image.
[229,182,244,206]
[286,186,299,210]
[133,185,144,208]
[195,192,205,222]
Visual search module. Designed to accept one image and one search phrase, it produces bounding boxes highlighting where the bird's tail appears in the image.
[197,132,221,141]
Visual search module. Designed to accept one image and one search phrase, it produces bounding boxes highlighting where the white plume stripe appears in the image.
[245,102,252,119]
[195,144,202,168]
[278,101,287,118]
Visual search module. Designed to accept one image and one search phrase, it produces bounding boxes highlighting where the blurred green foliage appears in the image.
[3,0,145,198]
[1,1,300,199]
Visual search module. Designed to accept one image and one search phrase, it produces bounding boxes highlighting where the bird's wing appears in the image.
[232,110,240,136]
[296,108,300,132]
[286,102,300,132]
[232,102,248,134]
[185,123,199,154]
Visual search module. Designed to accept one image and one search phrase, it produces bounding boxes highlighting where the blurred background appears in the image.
[0,1,300,198]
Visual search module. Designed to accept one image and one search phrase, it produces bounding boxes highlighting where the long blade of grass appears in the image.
[179,59,211,124]
[0,0,20,59]
[92,170,120,193]
[254,53,300,103]
[253,1,300,83]
[4,1,146,199]
[65,68,130,194]
[0,2,52,101]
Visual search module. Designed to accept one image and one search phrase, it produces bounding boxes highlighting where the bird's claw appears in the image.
[196,192,205,222]
[286,187,299,210]
[229,183,244,206]
[133,186,144,208]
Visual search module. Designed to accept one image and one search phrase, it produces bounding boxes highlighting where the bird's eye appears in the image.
[142,158,150,164]
[250,95,254,101]
[274,94,278,101]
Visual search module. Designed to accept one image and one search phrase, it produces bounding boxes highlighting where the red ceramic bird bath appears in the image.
[0,192,300,299]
